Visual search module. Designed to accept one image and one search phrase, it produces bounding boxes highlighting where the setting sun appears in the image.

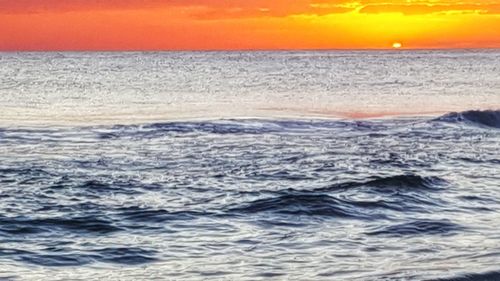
[392,42,402,49]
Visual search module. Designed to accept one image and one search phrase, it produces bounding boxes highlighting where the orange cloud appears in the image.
[0,0,500,50]
[359,3,500,15]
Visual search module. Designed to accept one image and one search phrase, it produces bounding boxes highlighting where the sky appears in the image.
[1,0,500,50]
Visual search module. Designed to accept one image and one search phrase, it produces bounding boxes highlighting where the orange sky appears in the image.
[1,0,500,50]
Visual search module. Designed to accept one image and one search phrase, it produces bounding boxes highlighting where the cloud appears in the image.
[1,0,499,17]
[191,4,354,20]
[0,0,307,13]
[359,2,500,15]
[0,0,356,19]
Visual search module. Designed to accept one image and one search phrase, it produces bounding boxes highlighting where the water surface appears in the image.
[0,51,499,280]
[1,50,499,125]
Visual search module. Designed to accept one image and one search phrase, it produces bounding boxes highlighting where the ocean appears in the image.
[0,51,499,280]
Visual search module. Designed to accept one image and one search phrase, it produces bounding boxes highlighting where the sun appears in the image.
[392,42,403,49]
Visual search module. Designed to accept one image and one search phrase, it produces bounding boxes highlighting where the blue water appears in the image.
[1,51,500,280]
[0,110,499,280]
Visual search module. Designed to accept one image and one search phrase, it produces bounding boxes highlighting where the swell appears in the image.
[366,219,464,237]
[91,110,499,141]
[93,119,390,139]
[229,174,447,219]
[0,208,212,237]
[228,193,386,219]
[0,215,122,235]
[0,246,157,266]
[2,110,498,141]
[427,270,500,281]
[313,174,447,193]
[2,174,446,228]
[435,110,500,129]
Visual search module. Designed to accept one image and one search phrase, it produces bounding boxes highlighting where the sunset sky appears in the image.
[1,0,500,50]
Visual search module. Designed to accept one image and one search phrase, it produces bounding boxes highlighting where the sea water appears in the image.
[0,51,499,280]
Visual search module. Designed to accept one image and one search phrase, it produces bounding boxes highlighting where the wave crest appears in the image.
[436,110,500,128]
[366,219,464,237]
[228,193,385,219]
[318,174,447,192]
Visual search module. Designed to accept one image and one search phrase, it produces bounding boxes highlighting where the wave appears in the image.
[317,174,447,192]
[73,180,143,196]
[90,247,158,265]
[366,219,464,237]
[229,174,447,220]
[363,174,446,189]
[0,167,55,178]
[228,193,383,219]
[99,121,285,139]
[436,110,500,129]
[93,119,389,140]
[0,215,121,236]
[0,246,157,266]
[115,206,209,224]
[427,270,500,281]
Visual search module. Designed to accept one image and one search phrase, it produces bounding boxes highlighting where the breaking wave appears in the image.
[436,110,500,128]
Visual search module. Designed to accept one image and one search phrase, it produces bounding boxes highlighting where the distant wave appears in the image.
[3,110,499,141]
[91,110,500,140]
[97,119,364,139]
[436,110,500,129]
